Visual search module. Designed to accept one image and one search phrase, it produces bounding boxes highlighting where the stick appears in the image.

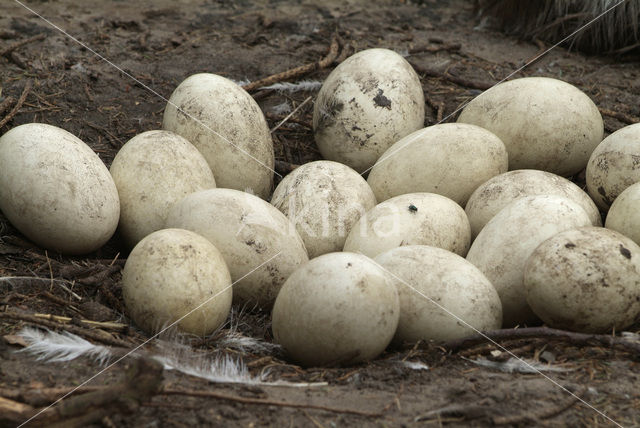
[0,96,14,116]
[444,327,640,355]
[0,311,132,348]
[160,387,383,417]
[0,34,45,57]
[600,108,639,125]
[242,35,340,93]
[0,80,32,129]
[1,357,163,427]
[32,313,127,332]
[270,96,312,133]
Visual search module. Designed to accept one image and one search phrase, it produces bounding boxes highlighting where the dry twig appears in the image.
[160,387,383,417]
[0,80,32,129]
[445,327,640,356]
[0,357,162,428]
[0,311,131,348]
[242,35,340,92]
[0,34,45,58]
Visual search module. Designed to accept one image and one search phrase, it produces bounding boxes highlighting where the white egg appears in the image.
[343,193,470,258]
[606,181,640,246]
[586,123,640,210]
[270,160,376,258]
[272,252,399,367]
[313,48,425,173]
[110,130,216,247]
[457,77,603,176]
[165,188,308,307]
[367,123,508,205]
[162,73,274,199]
[122,228,232,336]
[525,227,640,333]
[0,123,119,255]
[466,169,602,239]
[374,245,502,342]
[466,195,592,327]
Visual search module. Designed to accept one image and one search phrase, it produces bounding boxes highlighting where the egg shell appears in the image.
[162,73,274,199]
[466,195,592,327]
[374,245,502,343]
[271,252,399,367]
[606,182,640,246]
[457,77,603,176]
[586,123,640,210]
[0,123,119,255]
[270,160,377,258]
[165,188,308,307]
[343,193,470,258]
[313,48,425,173]
[110,130,216,247]
[122,228,232,336]
[367,123,508,205]
[466,169,602,239]
[524,227,640,333]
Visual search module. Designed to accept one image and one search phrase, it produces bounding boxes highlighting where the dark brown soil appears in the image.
[1,1,640,427]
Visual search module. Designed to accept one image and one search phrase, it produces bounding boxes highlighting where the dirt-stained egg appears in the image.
[272,252,399,367]
[110,130,216,247]
[525,227,640,333]
[166,188,308,308]
[466,195,592,327]
[313,48,425,173]
[122,228,232,336]
[374,245,502,343]
[0,123,119,255]
[606,181,640,246]
[343,193,471,258]
[586,123,640,210]
[162,73,274,199]
[466,169,601,239]
[457,77,603,176]
[270,160,376,258]
[367,123,508,205]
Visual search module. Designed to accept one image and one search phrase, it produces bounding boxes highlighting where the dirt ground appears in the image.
[1,0,640,427]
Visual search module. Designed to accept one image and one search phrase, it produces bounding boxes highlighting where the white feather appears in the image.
[260,80,323,93]
[18,327,112,365]
[402,360,429,371]
[463,356,575,373]
[270,101,292,115]
[154,352,261,384]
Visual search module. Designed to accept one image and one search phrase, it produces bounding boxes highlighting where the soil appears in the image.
[1,0,640,427]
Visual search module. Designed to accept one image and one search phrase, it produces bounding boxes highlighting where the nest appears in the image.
[476,0,640,54]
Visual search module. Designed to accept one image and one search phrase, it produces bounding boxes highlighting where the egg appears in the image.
[343,193,470,258]
[271,252,399,367]
[162,73,274,199]
[466,195,592,327]
[524,227,640,333]
[586,123,640,210]
[605,182,640,246]
[313,48,425,173]
[367,123,508,205]
[270,160,376,258]
[0,123,119,255]
[122,228,232,336]
[109,130,216,247]
[457,77,603,176]
[165,188,308,307]
[466,169,602,239]
[374,245,502,343]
